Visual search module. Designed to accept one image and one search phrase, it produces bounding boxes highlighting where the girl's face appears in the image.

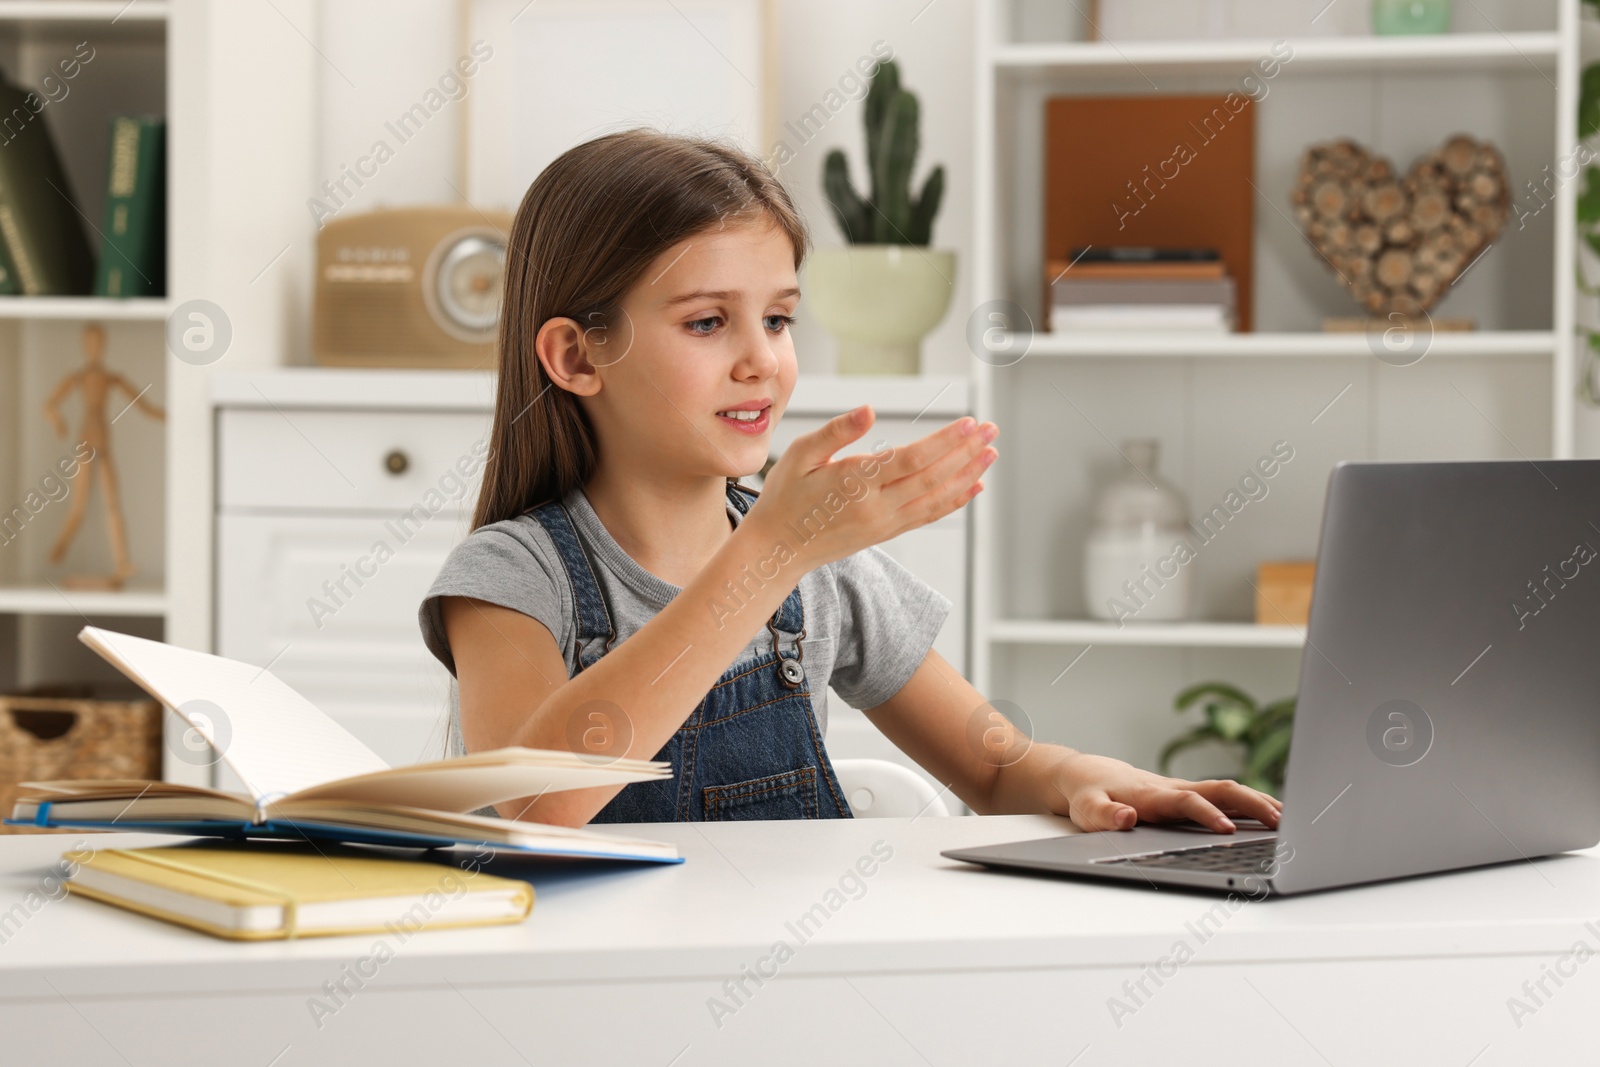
[585,214,799,483]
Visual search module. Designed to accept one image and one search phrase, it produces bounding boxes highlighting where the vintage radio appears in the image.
[313,205,514,369]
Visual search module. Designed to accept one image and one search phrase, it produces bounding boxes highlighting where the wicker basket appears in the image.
[0,687,164,835]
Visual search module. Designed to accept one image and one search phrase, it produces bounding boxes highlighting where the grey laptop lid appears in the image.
[1270,459,1600,894]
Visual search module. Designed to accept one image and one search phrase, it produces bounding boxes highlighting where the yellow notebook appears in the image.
[65,841,535,941]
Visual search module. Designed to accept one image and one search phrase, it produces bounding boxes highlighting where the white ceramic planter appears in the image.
[805,245,957,375]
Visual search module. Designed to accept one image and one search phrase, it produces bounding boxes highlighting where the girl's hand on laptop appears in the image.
[748,405,997,571]
[1050,752,1283,833]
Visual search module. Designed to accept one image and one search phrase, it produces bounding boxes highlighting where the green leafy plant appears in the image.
[822,59,944,246]
[1158,682,1295,795]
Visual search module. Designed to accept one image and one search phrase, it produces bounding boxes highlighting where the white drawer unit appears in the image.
[215,512,471,768]
[217,408,491,512]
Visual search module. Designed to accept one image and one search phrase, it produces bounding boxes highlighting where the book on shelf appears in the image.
[1051,278,1236,308]
[93,115,166,298]
[0,69,94,295]
[1048,259,1226,281]
[1068,246,1220,264]
[65,839,537,941]
[1049,305,1233,332]
[0,233,19,295]
[1047,251,1237,333]
[4,626,682,864]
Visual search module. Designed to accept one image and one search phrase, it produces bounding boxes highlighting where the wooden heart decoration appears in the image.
[1291,135,1509,319]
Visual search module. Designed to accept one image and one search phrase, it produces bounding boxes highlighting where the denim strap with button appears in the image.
[526,498,617,667]
[527,480,851,821]
[728,480,806,690]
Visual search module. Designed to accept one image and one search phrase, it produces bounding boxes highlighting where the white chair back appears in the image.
[831,758,949,818]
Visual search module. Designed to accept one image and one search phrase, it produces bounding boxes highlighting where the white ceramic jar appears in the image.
[1083,439,1193,622]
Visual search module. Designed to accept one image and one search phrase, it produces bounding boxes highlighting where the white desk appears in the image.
[0,814,1594,1065]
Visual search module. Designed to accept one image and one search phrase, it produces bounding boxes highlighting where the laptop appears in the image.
[943,459,1600,896]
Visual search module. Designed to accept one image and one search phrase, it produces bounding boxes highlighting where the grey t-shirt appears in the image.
[417,483,952,761]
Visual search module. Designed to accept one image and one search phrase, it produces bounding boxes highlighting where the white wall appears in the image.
[314,2,465,215]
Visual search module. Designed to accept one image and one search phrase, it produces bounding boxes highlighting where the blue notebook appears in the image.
[5,627,681,865]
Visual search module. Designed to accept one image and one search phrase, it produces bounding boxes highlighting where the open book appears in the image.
[3,627,681,863]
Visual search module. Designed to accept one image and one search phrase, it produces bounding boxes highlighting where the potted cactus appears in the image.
[812,60,953,375]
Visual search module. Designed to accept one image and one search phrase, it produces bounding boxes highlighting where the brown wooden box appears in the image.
[1256,561,1316,627]
[0,688,163,835]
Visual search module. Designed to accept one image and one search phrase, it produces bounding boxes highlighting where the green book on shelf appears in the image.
[0,69,94,295]
[93,115,166,298]
[0,228,20,295]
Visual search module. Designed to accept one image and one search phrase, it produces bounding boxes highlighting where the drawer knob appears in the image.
[384,449,410,475]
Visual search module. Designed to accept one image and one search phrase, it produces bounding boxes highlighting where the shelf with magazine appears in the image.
[0,3,169,701]
[969,0,1581,777]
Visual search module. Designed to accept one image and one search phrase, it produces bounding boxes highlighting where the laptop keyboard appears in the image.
[1094,836,1280,874]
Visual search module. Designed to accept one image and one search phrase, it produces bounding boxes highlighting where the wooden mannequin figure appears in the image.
[42,322,166,590]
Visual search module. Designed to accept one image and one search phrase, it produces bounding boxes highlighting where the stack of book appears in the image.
[1046,248,1236,334]
[0,68,165,297]
[6,625,687,940]
[6,626,682,861]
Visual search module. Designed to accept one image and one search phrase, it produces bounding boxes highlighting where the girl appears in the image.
[417,128,1282,833]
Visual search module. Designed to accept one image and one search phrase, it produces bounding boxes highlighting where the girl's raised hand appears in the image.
[745,403,998,571]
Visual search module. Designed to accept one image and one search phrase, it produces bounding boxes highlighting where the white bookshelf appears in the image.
[988,328,1558,359]
[994,31,1562,75]
[0,3,173,709]
[968,0,1585,772]
[0,0,168,35]
[989,618,1304,649]
[0,1,167,18]
[0,0,318,788]
[0,296,170,320]
[0,584,166,617]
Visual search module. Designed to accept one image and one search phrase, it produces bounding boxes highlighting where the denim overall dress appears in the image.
[525,481,853,822]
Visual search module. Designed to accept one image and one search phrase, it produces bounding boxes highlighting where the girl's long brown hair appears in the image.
[472,127,812,531]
